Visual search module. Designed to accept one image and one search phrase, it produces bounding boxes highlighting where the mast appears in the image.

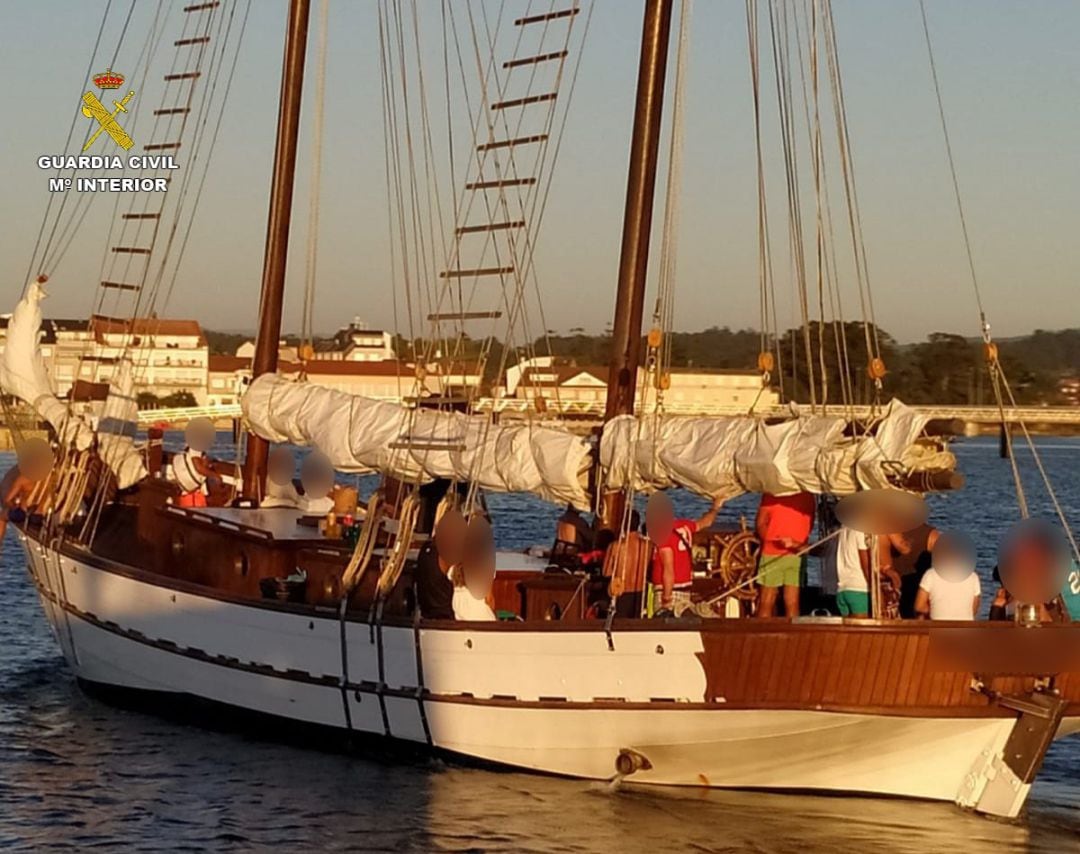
[597,0,675,522]
[242,0,312,499]
[603,0,675,423]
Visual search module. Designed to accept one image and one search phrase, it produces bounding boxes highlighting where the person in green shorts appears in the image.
[835,525,871,617]
[755,492,815,618]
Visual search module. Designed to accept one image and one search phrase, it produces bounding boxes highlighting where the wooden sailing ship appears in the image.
[5,0,1078,821]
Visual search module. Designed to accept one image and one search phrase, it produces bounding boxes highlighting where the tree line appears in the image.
[540,323,1078,406]
[205,324,1079,405]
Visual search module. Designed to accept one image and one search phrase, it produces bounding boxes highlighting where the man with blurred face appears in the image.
[755,491,816,618]
[645,493,724,617]
[997,519,1072,622]
[453,515,498,621]
[415,508,466,620]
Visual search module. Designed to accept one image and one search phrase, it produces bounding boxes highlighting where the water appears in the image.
[0,439,1077,851]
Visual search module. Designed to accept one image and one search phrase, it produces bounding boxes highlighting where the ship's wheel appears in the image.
[717,530,761,600]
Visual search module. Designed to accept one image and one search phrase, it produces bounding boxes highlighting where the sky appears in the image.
[0,0,1078,345]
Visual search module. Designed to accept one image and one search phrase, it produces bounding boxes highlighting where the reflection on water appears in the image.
[0,439,1078,851]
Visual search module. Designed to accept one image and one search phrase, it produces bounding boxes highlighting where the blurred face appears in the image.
[645,493,674,545]
[18,437,54,483]
[932,531,977,582]
[434,509,467,567]
[998,519,1069,604]
[300,452,334,497]
[185,417,215,452]
[267,447,295,486]
[463,515,495,597]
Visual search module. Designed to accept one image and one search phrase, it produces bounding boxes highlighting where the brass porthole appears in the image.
[233,552,249,577]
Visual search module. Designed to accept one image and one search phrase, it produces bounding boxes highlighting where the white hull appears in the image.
[20,534,1079,810]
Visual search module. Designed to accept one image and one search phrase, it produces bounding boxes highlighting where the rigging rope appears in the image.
[919,0,1078,560]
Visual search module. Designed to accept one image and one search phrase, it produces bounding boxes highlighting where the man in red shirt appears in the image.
[645,493,724,617]
[755,491,816,618]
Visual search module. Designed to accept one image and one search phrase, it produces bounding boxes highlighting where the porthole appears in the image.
[170,531,185,558]
[233,552,249,577]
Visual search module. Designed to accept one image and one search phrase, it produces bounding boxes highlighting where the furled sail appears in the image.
[0,281,95,451]
[95,359,148,489]
[601,400,951,498]
[0,283,147,488]
[243,373,593,508]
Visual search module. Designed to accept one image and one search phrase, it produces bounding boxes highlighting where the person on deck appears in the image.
[990,521,1076,623]
[604,511,649,618]
[645,493,724,618]
[0,464,35,541]
[452,515,498,621]
[755,491,815,618]
[415,508,466,620]
[171,445,212,508]
[835,525,871,617]
[550,503,593,568]
[879,514,940,619]
[914,532,981,620]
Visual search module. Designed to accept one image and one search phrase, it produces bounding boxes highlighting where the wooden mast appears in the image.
[242,0,312,499]
[597,0,675,524]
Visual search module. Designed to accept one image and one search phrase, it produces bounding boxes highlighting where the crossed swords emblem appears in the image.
[82,89,136,152]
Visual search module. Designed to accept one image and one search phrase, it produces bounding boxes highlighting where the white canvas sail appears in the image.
[601,400,950,498]
[0,281,95,451]
[95,359,148,489]
[242,373,593,508]
[0,283,147,488]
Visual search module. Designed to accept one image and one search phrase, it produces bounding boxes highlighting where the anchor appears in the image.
[81,90,136,152]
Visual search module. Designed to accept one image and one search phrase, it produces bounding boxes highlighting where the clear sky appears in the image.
[1,1,1077,344]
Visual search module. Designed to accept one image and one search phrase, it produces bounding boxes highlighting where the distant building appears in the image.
[233,319,395,365]
[207,356,480,406]
[503,356,778,413]
[0,314,210,405]
[235,340,299,363]
[329,318,396,362]
[89,316,209,405]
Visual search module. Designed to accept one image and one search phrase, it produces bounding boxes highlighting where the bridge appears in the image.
[135,398,1080,432]
[136,403,241,426]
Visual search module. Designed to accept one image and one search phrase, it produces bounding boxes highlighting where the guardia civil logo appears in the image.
[81,68,136,151]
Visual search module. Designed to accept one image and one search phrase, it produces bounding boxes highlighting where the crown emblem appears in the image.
[93,68,125,90]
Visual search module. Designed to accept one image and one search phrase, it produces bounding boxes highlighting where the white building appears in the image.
[235,340,299,363]
[329,318,396,362]
[89,316,209,405]
[0,314,210,405]
[504,357,779,413]
[207,356,480,406]
[233,320,395,365]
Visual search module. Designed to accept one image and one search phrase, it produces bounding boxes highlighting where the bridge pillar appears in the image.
[999,422,1012,459]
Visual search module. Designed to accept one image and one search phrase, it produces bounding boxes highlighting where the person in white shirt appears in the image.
[835,526,871,617]
[452,514,498,621]
[452,582,497,621]
[915,531,981,620]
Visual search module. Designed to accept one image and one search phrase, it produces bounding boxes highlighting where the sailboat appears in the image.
[5,0,1078,821]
